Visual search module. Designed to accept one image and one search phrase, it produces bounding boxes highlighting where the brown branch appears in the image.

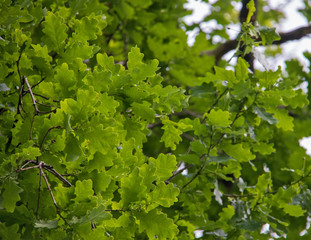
[174,109,203,119]
[201,40,237,63]
[29,115,35,140]
[24,76,40,115]
[36,169,42,217]
[18,164,40,171]
[40,126,61,150]
[43,163,72,187]
[16,160,73,214]
[181,133,194,142]
[182,160,205,189]
[165,164,193,184]
[201,25,311,63]
[274,26,311,44]
[40,163,58,207]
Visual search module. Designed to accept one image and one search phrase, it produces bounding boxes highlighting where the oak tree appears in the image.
[1,0,311,239]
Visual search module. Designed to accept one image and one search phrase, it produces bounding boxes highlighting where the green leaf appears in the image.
[131,101,156,122]
[119,168,147,208]
[74,205,111,224]
[42,12,68,52]
[85,125,123,155]
[206,109,232,127]
[222,142,255,162]
[246,0,256,23]
[55,63,76,96]
[54,183,74,209]
[127,46,159,83]
[161,117,183,150]
[252,142,275,155]
[96,53,120,73]
[128,0,152,8]
[253,106,278,125]
[149,154,177,181]
[270,108,294,131]
[282,204,306,217]
[98,93,119,116]
[74,180,94,202]
[34,220,58,229]
[136,209,179,240]
[235,58,249,81]
[256,172,271,194]
[92,171,111,194]
[31,44,52,63]
[74,14,106,41]
[2,180,23,213]
[219,205,235,222]
[0,224,20,240]
[151,182,179,207]
[257,26,281,45]
[238,219,263,231]
[191,82,216,97]
[232,80,253,98]
[87,151,115,172]
[208,155,235,163]
[214,66,237,87]
[64,133,82,162]
[258,67,281,87]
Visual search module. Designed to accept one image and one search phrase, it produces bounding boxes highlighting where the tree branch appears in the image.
[274,26,311,44]
[24,76,40,115]
[202,25,311,63]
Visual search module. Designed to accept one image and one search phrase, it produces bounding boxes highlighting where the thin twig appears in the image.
[40,126,61,150]
[201,88,229,124]
[29,115,35,140]
[36,169,42,217]
[33,93,60,102]
[174,110,203,119]
[208,88,229,114]
[201,25,311,63]
[24,76,40,115]
[104,209,127,212]
[181,133,194,142]
[44,164,72,187]
[31,78,45,89]
[165,164,193,184]
[40,163,58,207]
[20,160,36,169]
[18,165,40,171]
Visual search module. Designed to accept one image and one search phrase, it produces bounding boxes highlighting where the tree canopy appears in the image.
[1,0,311,239]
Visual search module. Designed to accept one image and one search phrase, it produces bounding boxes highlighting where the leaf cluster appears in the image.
[1,0,311,239]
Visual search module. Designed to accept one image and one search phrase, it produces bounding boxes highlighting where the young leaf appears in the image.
[136,209,179,240]
[257,26,281,45]
[2,180,23,213]
[235,58,249,81]
[161,117,183,150]
[119,168,147,208]
[151,182,179,207]
[42,12,68,52]
[127,46,159,83]
[74,205,111,224]
[149,154,177,181]
[246,0,256,23]
[253,106,278,125]
[74,180,94,202]
[206,109,232,127]
[222,142,256,162]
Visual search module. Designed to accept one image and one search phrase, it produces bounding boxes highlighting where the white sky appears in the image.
[184,0,311,156]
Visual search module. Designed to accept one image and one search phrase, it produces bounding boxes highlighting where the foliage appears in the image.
[0,0,311,239]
